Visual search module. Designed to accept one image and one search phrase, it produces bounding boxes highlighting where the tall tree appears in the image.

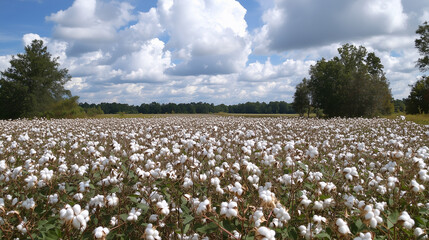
[405,22,429,114]
[415,21,429,72]
[307,44,393,117]
[293,78,311,117]
[405,77,429,114]
[0,40,71,119]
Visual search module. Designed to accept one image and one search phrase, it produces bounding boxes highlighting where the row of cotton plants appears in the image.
[0,116,428,239]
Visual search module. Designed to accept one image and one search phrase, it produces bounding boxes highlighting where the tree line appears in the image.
[79,101,295,115]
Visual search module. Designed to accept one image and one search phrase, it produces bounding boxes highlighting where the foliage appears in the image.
[0,39,71,119]
[45,96,86,119]
[416,21,429,72]
[84,106,104,117]
[307,44,393,117]
[293,78,311,117]
[393,99,406,113]
[406,22,429,115]
[405,76,429,114]
[80,101,296,115]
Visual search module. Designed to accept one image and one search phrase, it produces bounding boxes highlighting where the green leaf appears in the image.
[183,215,194,225]
[120,213,129,221]
[196,222,218,233]
[137,203,149,213]
[110,186,120,193]
[387,211,399,229]
[183,223,190,234]
[315,232,331,239]
[222,219,235,231]
[129,196,138,203]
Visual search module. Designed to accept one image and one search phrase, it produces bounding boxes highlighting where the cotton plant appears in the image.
[0,116,428,239]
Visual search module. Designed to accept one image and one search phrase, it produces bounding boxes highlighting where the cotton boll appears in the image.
[414,227,428,239]
[156,200,170,216]
[336,218,350,235]
[354,232,372,240]
[257,226,276,240]
[93,226,110,239]
[398,211,415,229]
[220,201,238,219]
[144,224,161,240]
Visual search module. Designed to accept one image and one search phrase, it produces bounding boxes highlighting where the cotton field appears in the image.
[0,116,428,239]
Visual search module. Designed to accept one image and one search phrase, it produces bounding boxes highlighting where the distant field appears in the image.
[94,113,305,119]
[384,113,429,125]
[94,113,429,125]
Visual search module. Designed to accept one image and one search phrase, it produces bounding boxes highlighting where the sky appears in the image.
[0,0,428,105]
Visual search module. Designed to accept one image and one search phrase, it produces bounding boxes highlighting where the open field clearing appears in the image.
[0,116,428,239]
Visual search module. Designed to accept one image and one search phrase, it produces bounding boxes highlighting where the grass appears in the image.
[384,112,429,125]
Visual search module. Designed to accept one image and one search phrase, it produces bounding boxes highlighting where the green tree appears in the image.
[307,44,393,117]
[415,21,429,72]
[405,76,429,114]
[293,78,311,117]
[405,22,429,114]
[0,39,71,119]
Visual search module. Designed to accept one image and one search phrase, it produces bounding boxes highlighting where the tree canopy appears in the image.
[304,44,393,117]
[293,78,311,117]
[416,21,429,72]
[405,22,429,114]
[405,76,429,114]
[0,40,72,119]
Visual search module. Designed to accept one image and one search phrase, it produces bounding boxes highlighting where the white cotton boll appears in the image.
[338,225,350,235]
[183,177,193,188]
[93,226,110,239]
[74,193,84,201]
[257,226,276,240]
[22,198,35,210]
[25,175,38,188]
[300,196,312,208]
[252,209,265,227]
[149,214,158,222]
[196,199,210,215]
[48,194,58,204]
[220,201,238,219]
[230,182,243,196]
[414,227,428,239]
[156,200,170,216]
[313,215,326,223]
[72,217,81,230]
[127,208,141,221]
[313,201,324,210]
[398,211,415,229]
[110,216,118,226]
[273,204,291,222]
[411,179,425,193]
[336,218,350,235]
[73,204,82,215]
[354,232,372,240]
[107,193,119,207]
[40,168,53,181]
[144,224,161,240]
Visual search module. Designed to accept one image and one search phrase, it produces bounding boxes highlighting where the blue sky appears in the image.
[0,0,428,104]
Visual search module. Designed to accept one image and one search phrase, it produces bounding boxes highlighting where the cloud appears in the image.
[254,0,408,52]
[158,0,252,75]
[47,0,135,55]
[114,38,172,82]
[0,55,12,72]
[239,58,314,82]
[2,0,428,105]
